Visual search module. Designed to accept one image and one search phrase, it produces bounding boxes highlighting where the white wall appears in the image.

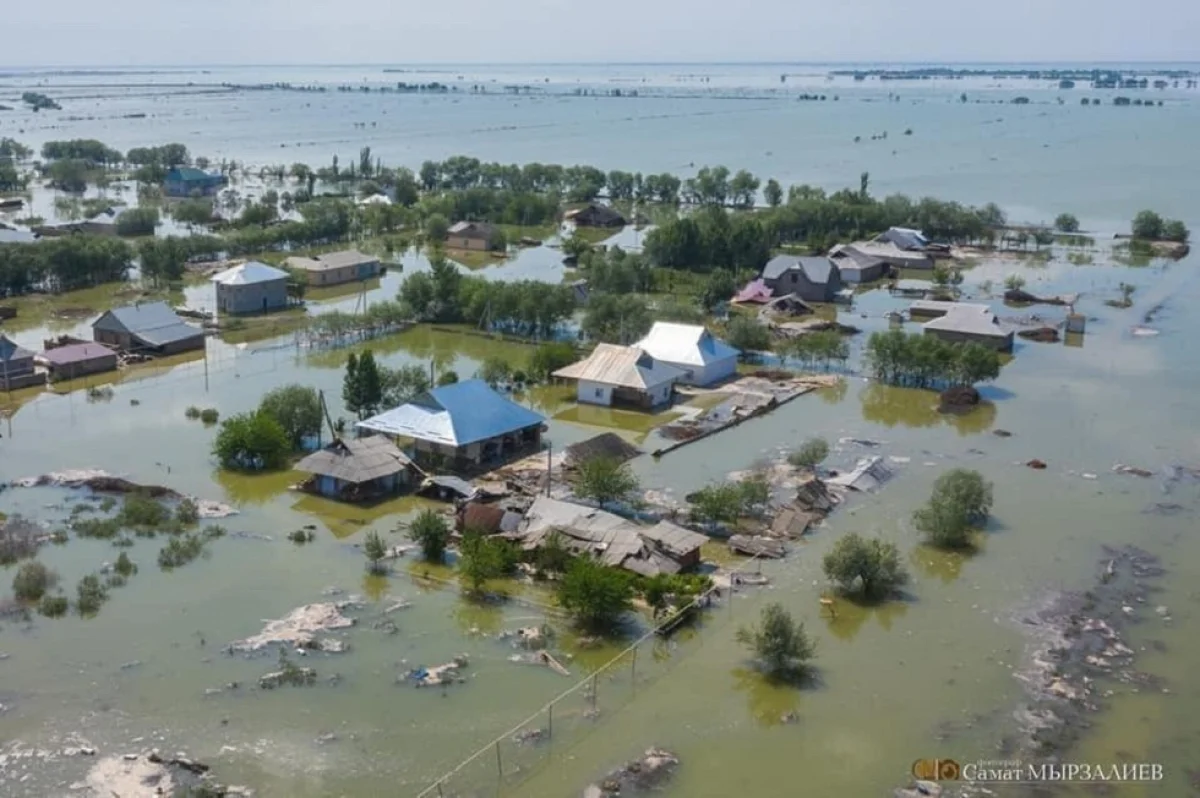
[662,356,736,387]
[577,380,613,406]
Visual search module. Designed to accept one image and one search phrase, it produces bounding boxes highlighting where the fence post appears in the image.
[436,782,445,798]
[548,702,553,740]
[630,645,637,688]
[591,673,598,712]
[495,740,503,778]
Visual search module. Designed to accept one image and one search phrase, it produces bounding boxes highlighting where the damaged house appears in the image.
[506,496,707,577]
[293,436,418,502]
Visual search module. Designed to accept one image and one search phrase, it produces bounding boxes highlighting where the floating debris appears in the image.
[583,748,680,798]
[404,655,469,688]
[231,602,356,653]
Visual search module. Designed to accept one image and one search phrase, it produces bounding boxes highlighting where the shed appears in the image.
[638,520,707,570]
[357,379,545,471]
[564,433,641,467]
[210,261,290,315]
[633,322,739,386]
[565,204,626,228]
[553,343,682,409]
[92,301,205,355]
[760,254,843,302]
[922,305,1014,352]
[294,436,415,502]
[285,249,381,287]
[164,167,228,198]
[875,227,930,251]
[827,456,893,492]
[0,334,42,390]
[446,221,500,252]
[908,299,977,319]
[38,342,118,381]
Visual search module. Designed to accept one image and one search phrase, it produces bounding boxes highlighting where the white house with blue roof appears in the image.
[355,379,546,471]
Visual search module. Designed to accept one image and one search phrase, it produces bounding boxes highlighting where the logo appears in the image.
[912,759,962,781]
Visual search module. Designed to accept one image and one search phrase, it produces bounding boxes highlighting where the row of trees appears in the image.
[1131,210,1189,243]
[343,350,432,420]
[864,330,1001,390]
[0,236,131,295]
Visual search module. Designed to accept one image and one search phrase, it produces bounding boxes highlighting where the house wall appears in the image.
[49,353,118,381]
[776,269,827,302]
[307,261,380,286]
[923,328,1014,353]
[450,236,488,251]
[216,279,288,315]
[93,329,131,349]
[577,379,614,406]
[837,262,886,284]
[0,356,43,390]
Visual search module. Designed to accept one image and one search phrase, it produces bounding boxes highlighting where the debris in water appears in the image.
[583,748,680,797]
[404,655,469,688]
[1112,464,1153,478]
[1026,459,1047,470]
[231,603,356,653]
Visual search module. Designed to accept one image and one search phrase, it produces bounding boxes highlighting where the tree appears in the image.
[13,561,55,602]
[533,531,572,577]
[729,169,760,209]
[788,437,829,470]
[425,213,450,244]
[458,528,514,596]
[258,384,322,449]
[213,412,291,471]
[736,603,816,679]
[115,207,159,237]
[1054,213,1080,233]
[763,178,783,208]
[138,237,188,286]
[1004,274,1026,291]
[437,370,459,386]
[689,482,744,528]
[556,557,633,631]
[822,533,907,599]
[343,350,384,419]
[572,456,639,508]
[1162,219,1190,243]
[725,315,770,355]
[582,293,652,344]
[1131,210,1164,240]
[171,199,215,226]
[913,468,993,549]
[913,495,972,549]
[477,355,512,386]
[343,353,362,417]
[379,363,431,407]
[364,531,387,574]
[407,509,450,563]
[700,268,736,311]
[529,342,578,380]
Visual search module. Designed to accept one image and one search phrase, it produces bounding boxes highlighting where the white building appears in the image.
[553,343,683,409]
[633,322,739,387]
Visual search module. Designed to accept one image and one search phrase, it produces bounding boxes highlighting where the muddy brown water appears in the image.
[0,239,1198,797]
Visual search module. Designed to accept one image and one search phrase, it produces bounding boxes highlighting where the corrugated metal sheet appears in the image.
[0,334,34,363]
[210,261,289,286]
[356,379,545,447]
[922,305,1011,338]
[553,343,682,390]
[639,520,708,558]
[93,301,204,347]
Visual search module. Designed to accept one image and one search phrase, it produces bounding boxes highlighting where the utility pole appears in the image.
[545,440,552,496]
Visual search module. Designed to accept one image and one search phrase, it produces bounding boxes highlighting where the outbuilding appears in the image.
[0,334,42,390]
[210,261,290,315]
[760,254,843,302]
[565,203,626,227]
[164,167,228,198]
[922,305,1014,352]
[446,221,501,252]
[285,249,381,287]
[38,342,118,381]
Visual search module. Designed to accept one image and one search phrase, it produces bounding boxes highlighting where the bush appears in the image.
[725,315,770,355]
[1131,210,1163,240]
[477,356,512,386]
[258,384,322,449]
[199,408,219,425]
[788,437,829,469]
[1162,219,1190,243]
[572,456,639,507]
[76,574,108,615]
[157,533,207,569]
[407,510,449,563]
[689,482,744,528]
[528,341,579,380]
[185,406,201,420]
[39,594,69,617]
[1054,213,1080,233]
[213,411,291,471]
[13,561,55,601]
[118,494,171,529]
[364,530,388,573]
[822,533,907,599]
[115,206,159,236]
[557,557,633,631]
[114,552,137,576]
[437,370,459,386]
[176,498,199,525]
[736,602,816,679]
[72,517,120,539]
[458,528,516,596]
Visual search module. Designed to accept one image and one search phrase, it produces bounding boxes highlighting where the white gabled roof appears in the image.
[210,261,289,286]
[634,322,739,368]
[922,305,1012,338]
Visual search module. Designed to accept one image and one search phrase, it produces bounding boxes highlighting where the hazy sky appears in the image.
[4,0,1198,65]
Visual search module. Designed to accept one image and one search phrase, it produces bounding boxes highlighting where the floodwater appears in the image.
[1,63,1199,797]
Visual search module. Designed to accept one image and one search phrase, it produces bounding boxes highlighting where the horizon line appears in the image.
[2,59,1199,70]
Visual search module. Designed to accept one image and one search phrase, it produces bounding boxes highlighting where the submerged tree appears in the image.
[913,468,993,549]
[407,510,450,564]
[556,557,634,632]
[736,602,816,679]
[258,384,322,449]
[788,437,829,470]
[212,412,291,471]
[1054,213,1080,233]
[364,531,388,574]
[572,456,640,508]
[458,528,516,597]
[822,533,908,599]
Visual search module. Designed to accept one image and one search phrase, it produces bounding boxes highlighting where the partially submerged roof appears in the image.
[295,436,413,484]
[876,226,929,250]
[447,220,497,238]
[317,249,380,270]
[760,254,837,285]
[908,299,977,317]
[634,322,739,368]
[827,456,892,492]
[0,334,34,363]
[553,343,683,390]
[846,240,931,262]
[761,254,802,281]
[829,243,886,268]
[167,166,222,182]
[638,520,708,559]
[210,261,289,285]
[922,305,1012,338]
[564,432,641,467]
[92,301,203,347]
[356,379,545,447]
[39,342,115,365]
[565,203,626,226]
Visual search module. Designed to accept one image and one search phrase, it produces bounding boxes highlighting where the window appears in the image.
[594,388,603,398]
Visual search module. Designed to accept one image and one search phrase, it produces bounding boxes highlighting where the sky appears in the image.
[3,0,1199,66]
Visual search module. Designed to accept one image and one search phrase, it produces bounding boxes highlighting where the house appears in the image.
[875,227,930,251]
[829,243,888,283]
[294,436,416,502]
[356,379,546,471]
[565,203,626,228]
[507,496,707,577]
[552,343,682,409]
[32,208,121,238]
[922,304,1014,352]
[92,301,205,355]
[908,299,973,319]
[446,221,500,252]
[0,334,43,390]
[37,342,118,381]
[841,240,934,270]
[760,254,844,302]
[210,261,290,315]
[634,321,739,387]
[285,250,381,287]
[164,167,228,198]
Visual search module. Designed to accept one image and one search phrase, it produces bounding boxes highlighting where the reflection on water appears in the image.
[731,666,802,727]
[213,467,297,507]
[822,596,911,642]
[816,378,849,405]
[554,404,680,438]
[452,597,505,636]
[910,543,979,584]
[305,277,382,304]
[361,571,390,602]
[291,492,434,538]
[860,384,996,435]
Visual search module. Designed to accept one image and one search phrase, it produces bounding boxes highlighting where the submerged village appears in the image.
[0,127,1198,798]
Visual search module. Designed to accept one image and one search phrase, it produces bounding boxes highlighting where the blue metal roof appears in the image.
[357,379,545,447]
[93,301,204,347]
[0,334,34,363]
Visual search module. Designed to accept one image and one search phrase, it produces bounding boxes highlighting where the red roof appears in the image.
[733,278,773,304]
